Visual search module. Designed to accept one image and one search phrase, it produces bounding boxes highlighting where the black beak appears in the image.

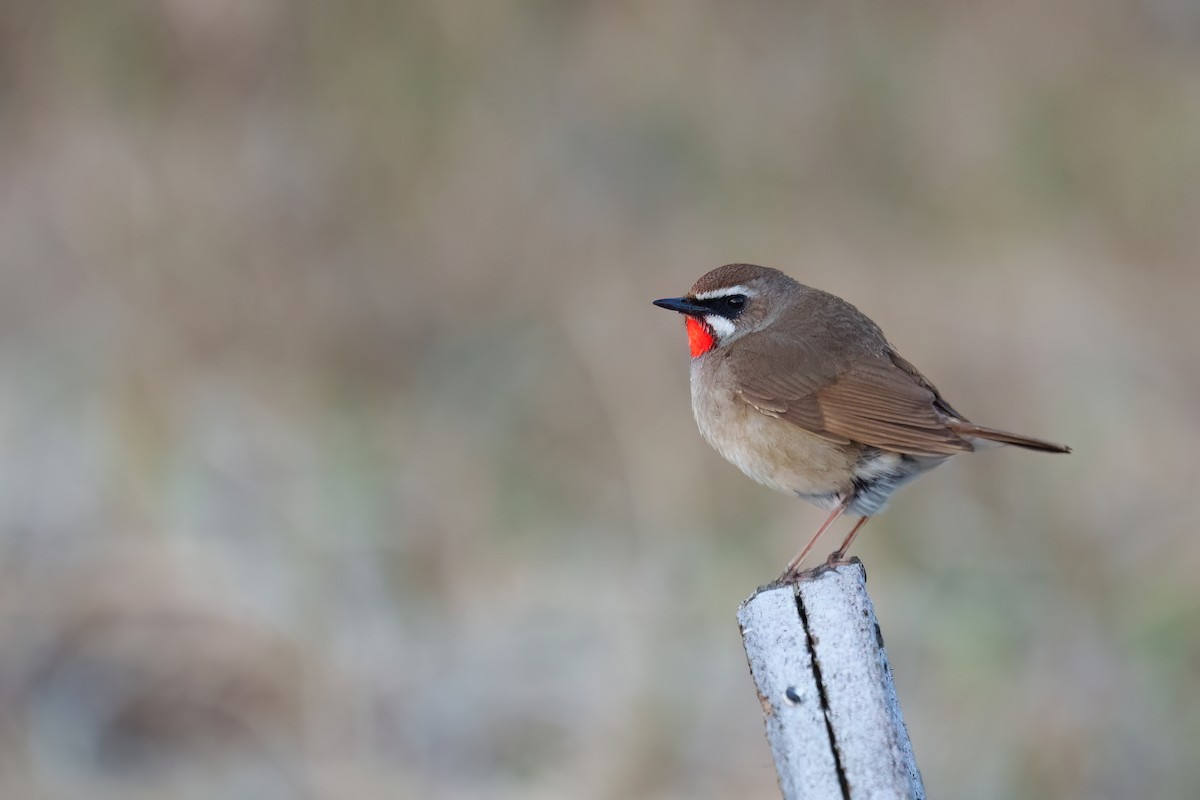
[652,296,709,316]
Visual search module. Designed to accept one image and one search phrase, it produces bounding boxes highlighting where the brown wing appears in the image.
[731,337,973,457]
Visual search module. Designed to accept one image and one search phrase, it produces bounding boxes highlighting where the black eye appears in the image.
[725,295,746,311]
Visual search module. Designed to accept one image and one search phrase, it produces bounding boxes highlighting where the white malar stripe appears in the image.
[693,284,753,301]
[705,314,736,338]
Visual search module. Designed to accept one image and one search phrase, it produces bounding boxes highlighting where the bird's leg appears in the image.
[784,502,846,575]
[826,516,872,564]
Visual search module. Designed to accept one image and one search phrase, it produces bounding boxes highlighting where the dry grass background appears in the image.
[1,1,1199,798]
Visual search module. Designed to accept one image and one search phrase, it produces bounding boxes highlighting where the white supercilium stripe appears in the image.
[693,285,752,300]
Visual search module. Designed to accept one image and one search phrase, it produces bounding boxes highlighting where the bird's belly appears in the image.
[844,451,943,515]
[691,383,858,505]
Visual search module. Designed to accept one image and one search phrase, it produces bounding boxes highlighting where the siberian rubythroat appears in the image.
[654,264,1070,575]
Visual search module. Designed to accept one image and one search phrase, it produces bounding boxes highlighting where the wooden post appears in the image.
[737,560,925,800]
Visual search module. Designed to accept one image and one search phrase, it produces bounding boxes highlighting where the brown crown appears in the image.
[689,263,789,296]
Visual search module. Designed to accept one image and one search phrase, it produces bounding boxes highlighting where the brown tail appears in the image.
[952,423,1072,453]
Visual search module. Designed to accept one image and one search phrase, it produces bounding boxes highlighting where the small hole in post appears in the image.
[785,686,803,705]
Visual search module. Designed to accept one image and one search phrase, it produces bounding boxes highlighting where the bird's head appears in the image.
[653,263,796,357]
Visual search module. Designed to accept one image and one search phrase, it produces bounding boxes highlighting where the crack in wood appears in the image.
[796,589,851,800]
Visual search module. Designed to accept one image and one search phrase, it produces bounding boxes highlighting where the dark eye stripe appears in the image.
[698,294,747,318]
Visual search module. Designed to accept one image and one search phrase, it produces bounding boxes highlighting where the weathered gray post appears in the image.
[737,560,924,799]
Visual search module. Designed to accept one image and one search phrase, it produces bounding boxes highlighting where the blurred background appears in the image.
[1,1,1198,798]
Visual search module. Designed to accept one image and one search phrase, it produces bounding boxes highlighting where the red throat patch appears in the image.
[685,317,716,358]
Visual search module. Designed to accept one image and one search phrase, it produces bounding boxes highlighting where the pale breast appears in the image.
[690,360,860,504]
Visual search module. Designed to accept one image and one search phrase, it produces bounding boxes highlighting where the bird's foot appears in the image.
[777,553,863,585]
[822,553,865,578]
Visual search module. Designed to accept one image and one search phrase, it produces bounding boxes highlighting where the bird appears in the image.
[653,263,1070,576]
